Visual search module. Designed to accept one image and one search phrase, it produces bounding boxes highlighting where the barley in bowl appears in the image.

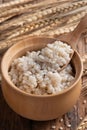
[9,40,74,95]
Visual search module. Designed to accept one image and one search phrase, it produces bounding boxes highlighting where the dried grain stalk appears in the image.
[0,0,72,10]
[0,0,59,18]
[0,24,85,53]
[38,23,77,36]
[0,1,62,29]
[3,8,87,40]
[0,14,18,23]
[0,1,86,42]
[77,116,87,130]
[0,0,87,26]
[5,14,75,39]
[0,0,34,9]
[0,9,86,43]
[43,11,87,36]
[0,13,84,52]
[0,0,87,53]
[0,1,61,26]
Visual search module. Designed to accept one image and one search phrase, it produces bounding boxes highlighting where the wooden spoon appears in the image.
[54,14,87,71]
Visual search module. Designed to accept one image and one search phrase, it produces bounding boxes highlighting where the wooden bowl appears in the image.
[1,36,83,121]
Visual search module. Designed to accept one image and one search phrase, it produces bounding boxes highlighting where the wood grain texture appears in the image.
[0,0,87,130]
[0,0,3,3]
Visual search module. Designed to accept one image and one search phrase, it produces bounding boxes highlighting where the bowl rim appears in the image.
[1,36,83,98]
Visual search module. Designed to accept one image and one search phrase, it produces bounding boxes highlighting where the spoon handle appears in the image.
[70,14,87,48]
[54,14,87,49]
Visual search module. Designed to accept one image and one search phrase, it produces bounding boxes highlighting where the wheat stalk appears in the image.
[0,9,87,43]
[0,0,87,36]
[0,0,34,9]
[44,10,87,36]
[0,1,60,28]
[0,10,84,51]
[0,0,87,52]
[0,0,59,18]
[77,116,87,130]
[0,0,87,26]
[5,7,87,39]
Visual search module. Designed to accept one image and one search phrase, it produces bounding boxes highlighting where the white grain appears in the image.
[9,40,74,95]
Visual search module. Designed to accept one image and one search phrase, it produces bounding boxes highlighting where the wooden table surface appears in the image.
[0,0,87,130]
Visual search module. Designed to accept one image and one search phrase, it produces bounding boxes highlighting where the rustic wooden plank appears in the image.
[0,0,3,4]
[0,0,12,3]
[0,0,87,130]
[3,0,11,2]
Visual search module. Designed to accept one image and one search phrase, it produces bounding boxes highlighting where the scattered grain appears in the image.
[60,118,63,122]
[59,126,63,130]
[83,100,87,104]
[67,124,71,128]
[51,125,56,129]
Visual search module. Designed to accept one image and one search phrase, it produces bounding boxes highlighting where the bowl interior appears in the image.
[1,36,83,96]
